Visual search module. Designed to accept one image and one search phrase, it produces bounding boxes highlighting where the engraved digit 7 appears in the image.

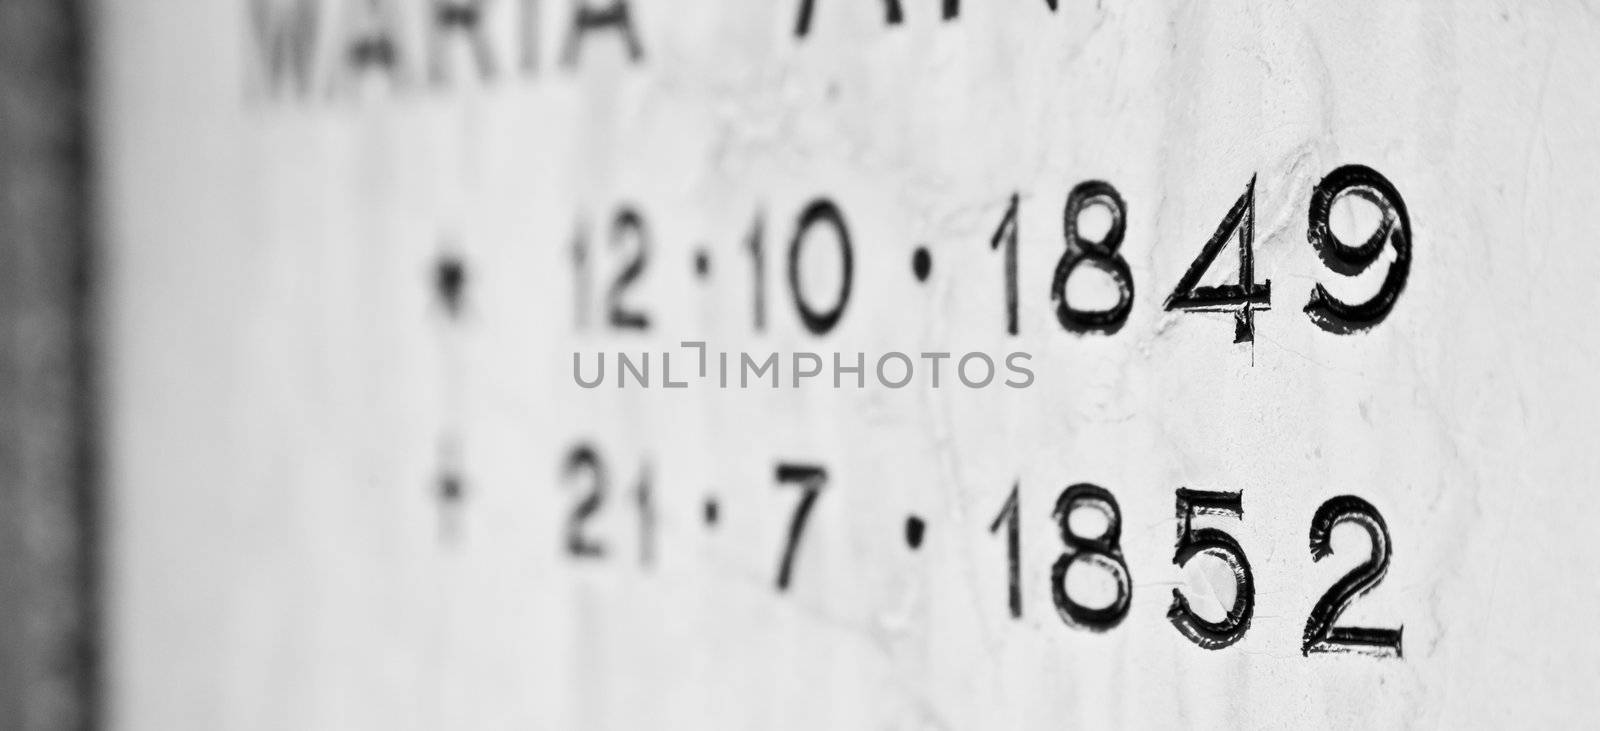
[1305,164,1412,333]
[774,464,827,591]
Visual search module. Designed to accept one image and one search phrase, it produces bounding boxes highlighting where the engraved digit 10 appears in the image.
[1049,483,1132,631]
[746,200,855,335]
[1051,181,1134,334]
[774,463,828,591]
[1305,164,1412,333]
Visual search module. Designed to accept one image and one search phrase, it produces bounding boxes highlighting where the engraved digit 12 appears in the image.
[1302,495,1403,658]
[570,206,652,331]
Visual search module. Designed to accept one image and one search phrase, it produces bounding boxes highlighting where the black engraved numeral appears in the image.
[787,199,854,335]
[571,221,591,330]
[1049,483,1132,630]
[561,444,652,566]
[1302,495,1403,658]
[989,482,1022,619]
[634,465,654,566]
[774,463,828,591]
[989,193,1020,336]
[1165,175,1271,343]
[746,212,766,331]
[1051,181,1133,334]
[1169,488,1254,650]
[1305,164,1412,333]
[606,207,650,330]
[562,444,607,558]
